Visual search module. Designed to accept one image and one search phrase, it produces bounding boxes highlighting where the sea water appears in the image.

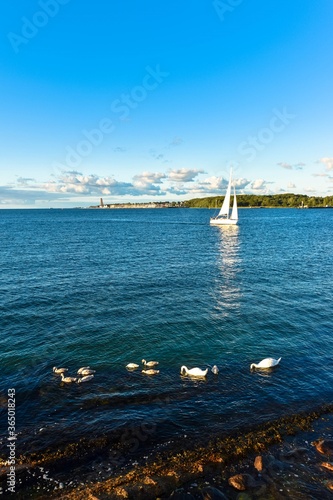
[0,207,332,478]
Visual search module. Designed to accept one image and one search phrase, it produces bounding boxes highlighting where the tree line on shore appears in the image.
[184,193,333,208]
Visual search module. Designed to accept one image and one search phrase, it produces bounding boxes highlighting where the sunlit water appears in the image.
[0,208,332,468]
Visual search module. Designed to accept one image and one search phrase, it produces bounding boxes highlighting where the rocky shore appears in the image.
[1,405,332,499]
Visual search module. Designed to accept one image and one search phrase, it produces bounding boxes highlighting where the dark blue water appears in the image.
[0,208,332,471]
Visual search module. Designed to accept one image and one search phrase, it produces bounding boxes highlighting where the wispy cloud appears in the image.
[168,136,183,147]
[17,176,37,186]
[277,162,305,170]
[149,149,165,161]
[277,162,292,170]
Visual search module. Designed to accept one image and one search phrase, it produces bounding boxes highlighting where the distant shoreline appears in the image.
[89,193,333,210]
[87,204,333,209]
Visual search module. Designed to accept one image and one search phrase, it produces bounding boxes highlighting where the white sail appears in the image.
[230,186,238,220]
[218,171,232,217]
[210,168,238,226]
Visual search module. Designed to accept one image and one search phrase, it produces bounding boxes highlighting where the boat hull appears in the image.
[210,218,238,226]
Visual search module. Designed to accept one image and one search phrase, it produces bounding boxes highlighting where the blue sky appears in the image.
[1,0,333,207]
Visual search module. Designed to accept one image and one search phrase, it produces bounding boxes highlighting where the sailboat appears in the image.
[210,170,238,225]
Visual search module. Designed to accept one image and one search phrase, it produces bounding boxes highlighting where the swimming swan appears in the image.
[53,367,68,375]
[77,374,94,383]
[142,369,159,375]
[78,368,96,376]
[77,366,91,374]
[60,373,77,383]
[180,366,208,377]
[250,357,281,370]
[126,363,140,369]
[211,365,219,375]
[142,359,159,367]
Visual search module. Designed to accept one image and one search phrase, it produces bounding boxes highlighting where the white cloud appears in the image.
[168,168,205,182]
[287,182,296,188]
[133,171,166,185]
[233,177,251,189]
[319,157,333,170]
[190,176,226,193]
[42,170,167,197]
[132,171,167,195]
[178,176,250,196]
[251,179,267,190]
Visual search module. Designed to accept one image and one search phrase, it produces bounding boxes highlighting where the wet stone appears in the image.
[253,454,278,473]
[228,473,257,491]
[324,480,333,491]
[314,439,333,456]
[320,462,333,472]
[254,456,263,472]
[201,485,229,499]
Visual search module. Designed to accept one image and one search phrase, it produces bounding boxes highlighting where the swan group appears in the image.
[53,355,282,385]
[53,365,96,383]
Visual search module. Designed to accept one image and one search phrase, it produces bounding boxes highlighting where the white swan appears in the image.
[211,365,219,375]
[78,368,96,376]
[250,357,281,370]
[77,366,91,375]
[142,359,159,367]
[180,366,208,377]
[126,363,140,369]
[60,373,77,383]
[142,369,159,375]
[53,367,68,375]
[77,374,94,383]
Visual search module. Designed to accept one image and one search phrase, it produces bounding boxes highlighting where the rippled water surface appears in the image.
[0,208,332,462]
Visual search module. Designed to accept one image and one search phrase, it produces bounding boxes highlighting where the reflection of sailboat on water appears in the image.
[210,170,238,226]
